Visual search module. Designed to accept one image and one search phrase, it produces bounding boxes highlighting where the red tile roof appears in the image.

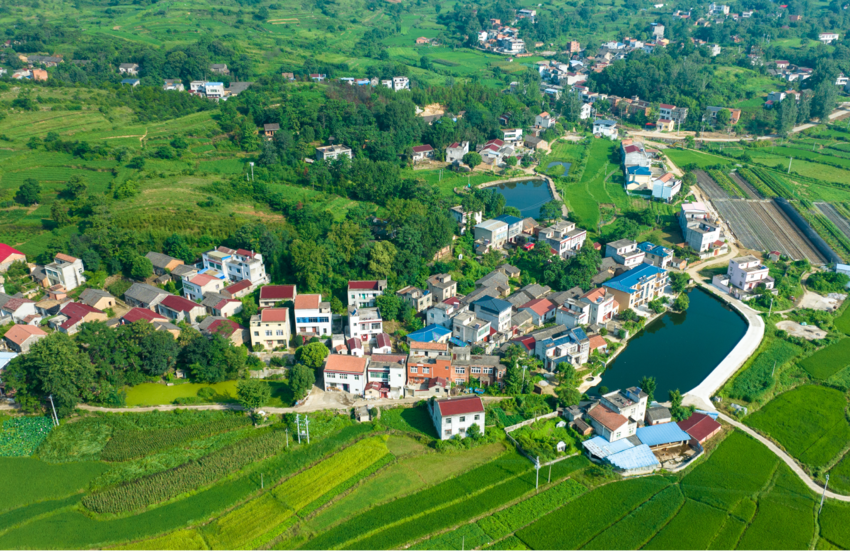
[55,253,78,263]
[160,295,201,313]
[520,298,555,316]
[486,138,505,147]
[235,249,255,258]
[2,298,34,312]
[587,404,628,431]
[324,354,368,374]
[123,308,167,324]
[260,285,296,301]
[588,334,607,350]
[4,324,46,345]
[207,318,241,337]
[428,377,448,389]
[412,145,434,153]
[659,103,675,109]
[189,273,218,286]
[294,294,320,310]
[348,280,382,290]
[224,279,252,295]
[436,396,484,416]
[0,244,25,264]
[261,308,289,322]
[514,335,536,352]
[375,332,392,349]
[410,341,448,351]
[677,413,722,442]
[59,302,102,330]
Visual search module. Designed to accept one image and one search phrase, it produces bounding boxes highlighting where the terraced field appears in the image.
[816,202,850,240]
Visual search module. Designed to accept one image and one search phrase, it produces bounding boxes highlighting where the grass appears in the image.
[724,337,803,402]
[111,529,209,550]
[124,381,239,406]
[746,385,850,469]
[680,431,778,511]
[799,339,850,379]
[0,457,107,512]
[821,501,850,549]
[827,451,850,495]
[665,149,724,169]
[835,306,850,335]
[380,404,439,439]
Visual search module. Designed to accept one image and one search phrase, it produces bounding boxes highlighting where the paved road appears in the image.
[718,412,850,502]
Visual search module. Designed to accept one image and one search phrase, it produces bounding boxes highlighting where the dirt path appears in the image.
[719,412,850,502]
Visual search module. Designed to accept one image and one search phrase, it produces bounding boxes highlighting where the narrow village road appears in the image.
[718,412,850,503]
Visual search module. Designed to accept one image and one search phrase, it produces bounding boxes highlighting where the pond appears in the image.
[596,288,748,400]
[546,161,572,176]
[490,179,554,218]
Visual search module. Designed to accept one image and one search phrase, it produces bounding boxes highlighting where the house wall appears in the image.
[324,369,366,395]
[431,404,485,440]
[250,319,291,349]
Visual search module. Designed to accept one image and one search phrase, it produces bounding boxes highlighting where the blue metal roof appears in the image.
[572,327,588,341]
[695,409,719,420]
[0,351,18,370]
[603,264,667,295]
[636,423,692,447]
[473,296,513,314]
[582,436,635,458]
[627,166,652,175]
[407,324,451,343]
[495,214,523,226]
[637,241,672,257]
[449,337,468,347]
[607,444,660,471]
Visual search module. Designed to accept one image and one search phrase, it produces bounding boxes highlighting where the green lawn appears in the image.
[746,385,850,469]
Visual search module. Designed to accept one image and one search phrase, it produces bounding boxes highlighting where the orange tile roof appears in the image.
[261,308,289,322]
[324,354,368,374]
[587,404,628,431]
[410,341,449,351]
[294,294,320,310]
[588,335,607,350]
[4,324,47,346]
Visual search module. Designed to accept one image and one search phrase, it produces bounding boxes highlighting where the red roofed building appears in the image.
[222,279,253,299]
[121,307,168,325]
[347,280,387,308]
[4,324,47,353]
[183,272,224,301]
[373,332,393,353]
[412,144,435,163]
[0,297,36,324]
[157,295,206,323]
[250,307,290,350]
[200,317,245,346]
[0,244,26,272]
[430,396,485,440]
[587,403,631,441]
[677,413,722,443]
[259,285,297,308]
[52,302,107,335]
[519,298,556,325]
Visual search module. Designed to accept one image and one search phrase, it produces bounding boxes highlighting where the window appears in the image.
[615,431,621,438]
[354,375,359,380]
[471,367,481,374]
[445,417,451,424]
[265,330,272,337]
[455,367,465,374]
[411,366,418,373]
[253,331,259,336]
[484,368,493,374]
[340,374,348,380]
[276,330,284,336]
[474,414,480,421]
[459,416,465,422]
[445,429,452,436]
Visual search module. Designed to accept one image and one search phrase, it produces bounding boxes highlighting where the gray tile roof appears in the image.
[79,288,114,307]
[125,283,170,305]
[145,252,180,269]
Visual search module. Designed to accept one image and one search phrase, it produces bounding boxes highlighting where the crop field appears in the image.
[799,339,850,379]
[816,202,850,240]
[746,385,850,469]
[724,337,803,402]
[124,381,240,406]
[100,417,251,461]
[0,416,54,457]
[644,498,729,550]
[836,307,850,335]
[665,149,724,169]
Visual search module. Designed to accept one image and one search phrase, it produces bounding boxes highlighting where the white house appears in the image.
[580,103,593,120]
[43,253,86,292]
[348,306,383,343]
[579,288,617,326]
[182,272,225,302]
[316,145,353,161]
[412,145,435,162]
[348,280,387,308]
[119,63,139,75]
[430,395,485,440]
[323,354,369,395]
[474,219,509,249]
[446,141,470,163]
[587,387,648,442]
[449,206,482,233]
[294,294,332,337]
[820,32,840,44]
[452,311,492,344]
[202,246,269,286]
[366,353,407,399]
[605,239,646,269]
[535,112,555,128]
[472,296,513,333]
[652,173,682,202]
[593,119,618,139]
[538,220,587,259]
[502,128,523,143]
[727,255,775,292]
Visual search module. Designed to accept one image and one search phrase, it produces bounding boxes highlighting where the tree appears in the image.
[669,272,689,293]
[368,241,397,279]
[684,135,695,149]
[463,151,482,169]
[236,378,271,412]
[670,388,694,421]
[673,293,690,311]
[505,156,517,167]
[556,386,582,407]
[538,200,563,223]
[140,330,179,376]
[466,423,481,439]
[638,376,657,403]
[812,81,838,120]
[715,108,731,128]
[376,294,402,321]
[15,178,41,206]
[164,233,195,263]
[289,363,316,399]
[294,341,329,369]
[620,308,638,321]
[63,176,88,200]
[129,255,153,280]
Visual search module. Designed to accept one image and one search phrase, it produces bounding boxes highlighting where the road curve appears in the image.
[719,412,850,503]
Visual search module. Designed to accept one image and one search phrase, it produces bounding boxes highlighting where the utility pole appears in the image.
[286,428,289,448]
[261,473,264,490]
[250,161,255,181]
[48,395,59,427]
[296,414,301,444]
[787,157,793,174]
[768,296,774,317]
[548,463,552,483]
[771,360,777,378]
[305,416,310,444]
[535,456,540,492]
[820,474,830,514]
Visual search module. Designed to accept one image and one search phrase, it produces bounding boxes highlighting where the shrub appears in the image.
[0,417,54,457]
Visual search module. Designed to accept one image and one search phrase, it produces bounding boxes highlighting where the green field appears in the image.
[746,385,850,469]
[799,339,850,379]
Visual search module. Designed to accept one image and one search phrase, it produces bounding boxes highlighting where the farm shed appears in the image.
[606,444,661,476]
[582,435,635,461]
[572,418,593,436]
[677,413,722,443]
[636,423,691,450]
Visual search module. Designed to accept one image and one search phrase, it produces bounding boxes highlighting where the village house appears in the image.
[43,253,85,292]
[555,298,590,328]
[121,78,140,87]
[163,79,184,91]
[472,296,513,333]
[679,202,722,253]
[412,145,435,163]
[183,272,225,302]
[449,206,482,234]
[677,412,722,443]
[202,293,242,318]
[157,295,205,323]
[652,173,682,202]
[119,63,139,75]
[202,247,269,287]
[407,351,453,388]
[124,283,172,310]
[427,273,458,302]
[538,220,587,259]
[605,239,646,269]
[580,287,618,326]
[263,123,280,138]
[259,284,297,308]
[249,308,290,350]
[120,308,167,325]
[51,302,107,335]
[706,106,742,125]
[408,324,453,344]
[452,311,492,344]
[79,289,115,311]
[315,144,353,161]
[348,306,383,344]
[410,340,450,357]
[727,255,775,292]
[637,242,674,269]
[323,355,369,395]
[452,347,503,387]
[222,279,253,299]
[819,32,840,44]
[294,294,332,337]
[210,63,229,75]
[535,111,556,128]
[474,219,509,250]
[0,244,26,272]
[200,317,245,346]
[603,264,669,313]
[593,119,618,139]
[0,296,37,325]
[446,141,470,163]
[373,332,393,354]
[366,354,407,399]
[145,252,184,276]
[524,136,549,151]
[430,395,485,440]
[645,405,672,425]
[501,128,523,143]
[348,280,387,308]
[425,297,466,328]
[4,324,46,353]
[397,286,432,312]
[520,298,557,326]
[535,327,590,370]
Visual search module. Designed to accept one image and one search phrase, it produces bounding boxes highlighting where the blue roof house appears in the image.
[494,214,524,241]
[602,263,668,313]
[472,296,513,333]
[626,165,652,188]
[637,242,674,269]
[407,324,452,343]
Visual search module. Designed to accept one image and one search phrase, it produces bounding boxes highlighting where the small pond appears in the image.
[546,161,571,176]
[596,288,748,399]
[490,179,554,218]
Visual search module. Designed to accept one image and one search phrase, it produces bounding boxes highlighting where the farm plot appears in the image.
[816,202,850,240]
[713,199,825,262]
[694,169,730,200]
[799,339,850,380]
[729,171,762,200]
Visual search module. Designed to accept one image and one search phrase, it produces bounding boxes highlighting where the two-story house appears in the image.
[448,206,482,234]
[425,297,465,328]
[250,308,291,350]
[183,272,225,302]
[637,242,674,269]
[348,306,383,343]
[427,274,458,302]
[538,221,587,259]
[397,286,432,312]
[535,327,590,370]
[323,354,369,395]
[602,264,668,313]
[43,253,86,291]
[494,214,524,244]
[157,295,206,323]
[587,387,648,442]
[366,354,407,399]
[430,395,485,440]
[348,280,387,308]
[520,298,557,326]
[452,311,492,344]
[259,285,297,308]
[727,255,775,292]
[202,247,269,287]
[446,141,470,163]
[474,219,509,250]
[579,288,618,326]
[555,298,590,328]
